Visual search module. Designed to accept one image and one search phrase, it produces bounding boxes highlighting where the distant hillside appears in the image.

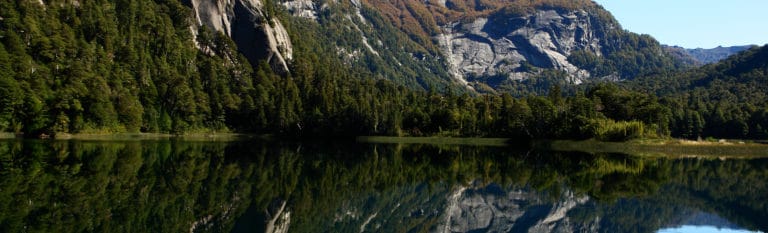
[686,45,754,64]
[637,45,766,95]
[630,45,768,139]
[664,45,753,66]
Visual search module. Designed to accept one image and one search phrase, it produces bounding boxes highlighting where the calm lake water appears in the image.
[0,139,766,233]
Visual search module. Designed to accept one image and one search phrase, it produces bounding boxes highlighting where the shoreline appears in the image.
[0,132,266,141]
[4,133,767,158]
[356,136,514,146]
[540,139,768,158]
[0,132,14,139]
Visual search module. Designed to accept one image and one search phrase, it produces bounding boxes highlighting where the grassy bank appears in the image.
[358,136,768,158]
[540,139,768,158]
[0,133,15,139]
[357,136,515,146]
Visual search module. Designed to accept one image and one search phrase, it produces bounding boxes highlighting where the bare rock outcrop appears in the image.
[438,9,602,85]
[282,0,319,21]
[188,0,293,73]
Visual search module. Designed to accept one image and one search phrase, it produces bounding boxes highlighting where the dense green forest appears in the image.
[0,0,766,140]
[629,45,768,139]
[0,0,247,134]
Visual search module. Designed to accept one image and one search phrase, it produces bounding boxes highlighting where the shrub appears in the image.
[587,118,646,142]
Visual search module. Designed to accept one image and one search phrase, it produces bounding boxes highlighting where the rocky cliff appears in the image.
[277,0,679,92]
[184,0,681,92]
[438,8,603,85]
[187,0,293,73]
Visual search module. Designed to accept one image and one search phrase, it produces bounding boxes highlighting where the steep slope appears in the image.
[279,0,458,90]
[431,1,684,88]
[275,0,684,93]
[178,0,686,93]
[437,7,599,85]
[187,0,293,73]
[0,0,266,135]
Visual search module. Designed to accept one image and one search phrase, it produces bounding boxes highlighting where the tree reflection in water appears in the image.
[0,140,766,233]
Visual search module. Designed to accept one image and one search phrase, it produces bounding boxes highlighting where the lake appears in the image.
[0,139,766,233]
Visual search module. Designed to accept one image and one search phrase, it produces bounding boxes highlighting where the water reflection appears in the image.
[0,139,766,233]
[659,226,761,233]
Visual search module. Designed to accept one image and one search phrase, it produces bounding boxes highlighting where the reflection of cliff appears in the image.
[438,184,596,233]
[236,144,670,233]
[1,141,767,233]
[265,144,768,233]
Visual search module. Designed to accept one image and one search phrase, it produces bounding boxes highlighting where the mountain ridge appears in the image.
[277,0,684,92]
[664,45,753,66]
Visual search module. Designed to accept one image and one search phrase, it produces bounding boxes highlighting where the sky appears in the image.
[592,0,768,49]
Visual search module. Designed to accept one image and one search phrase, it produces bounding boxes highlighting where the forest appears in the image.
[628,45,768,139]
[0,0,766,141]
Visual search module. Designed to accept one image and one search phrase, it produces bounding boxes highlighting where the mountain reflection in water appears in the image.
[0,139,766,233]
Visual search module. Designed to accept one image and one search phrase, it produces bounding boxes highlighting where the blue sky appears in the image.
[592,0,768,49]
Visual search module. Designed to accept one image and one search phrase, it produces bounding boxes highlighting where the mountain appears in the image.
[3,0,760,138]
[269,0,685,92]
[183,0,685,92]
[664,45,753,66]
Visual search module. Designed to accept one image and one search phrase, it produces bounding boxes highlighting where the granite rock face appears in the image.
[438,9,604,85]
[188,0,293,73]
[282,0,319,21]
[184,0,671,92]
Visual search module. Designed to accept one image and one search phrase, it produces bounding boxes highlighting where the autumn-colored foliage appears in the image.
[361,0,596,48]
